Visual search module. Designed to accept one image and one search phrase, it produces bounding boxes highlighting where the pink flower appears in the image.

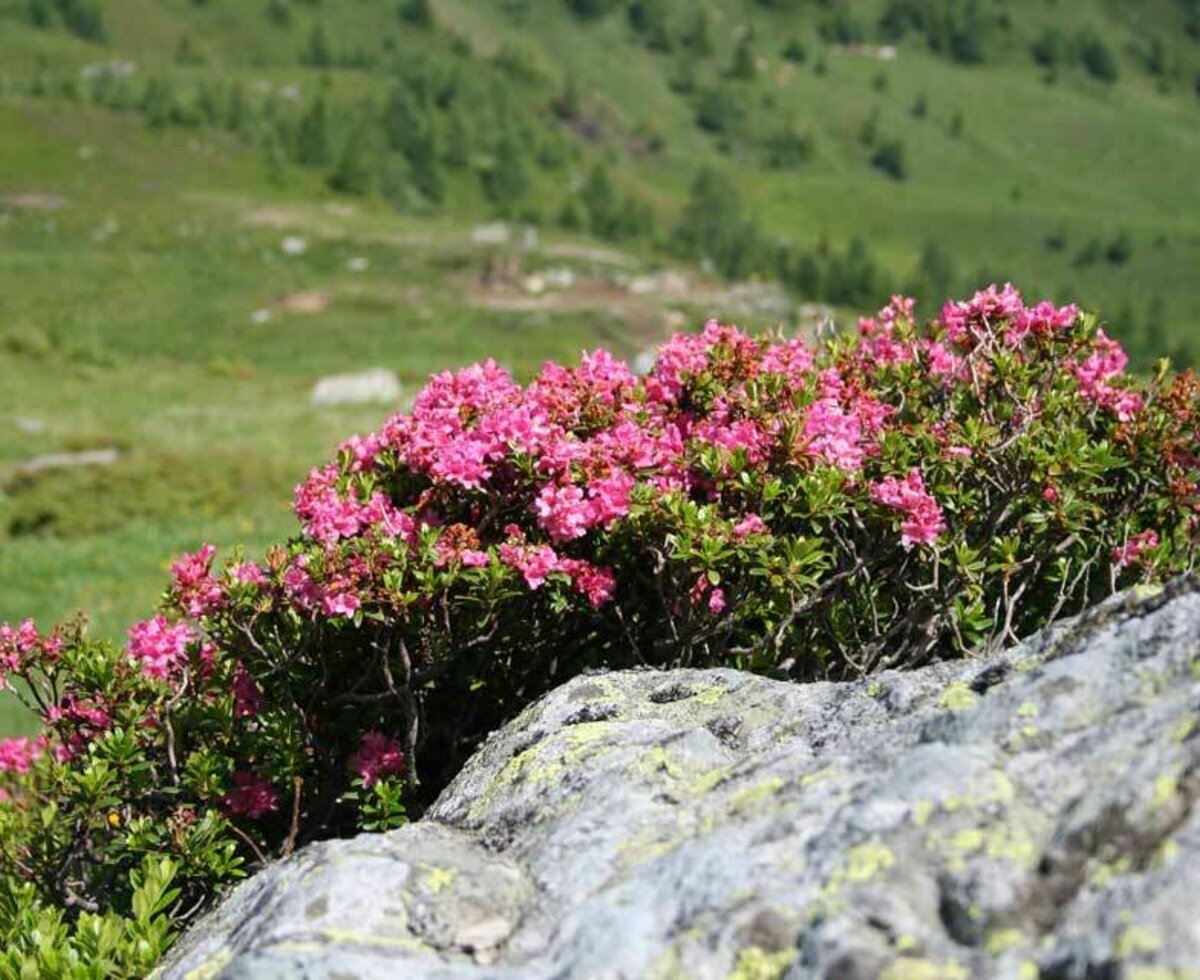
[761,338,814,378]
[223,772,279,820]
[559,559,617,608]
[708,588,726,614]
[803,398,865,472]
[232,665,264,719]
[588,471,636,527]
[0,618,42,689]
[127,615,194,680]
[1072,330,1128,391]
[0,736,44,775]
[170,544,224,618]
[499,543,560,589]
[732,514,768,540]
[922,341,962,380]
[533,483,593,543]
[354,732,405,787]
[320,581,362,618]
[870,469,946,548]
[283,557,322,610]
[232,562,268,586]
[294,466,366,544]
[1113,530,1158,569]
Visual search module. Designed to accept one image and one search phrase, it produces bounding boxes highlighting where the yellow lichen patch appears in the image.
[316,928,428,951]
[1017,962,1040,980]
[728,777,787,814]
[1016,702,1040,719]
[912,800,935,826]
[727,946,796,980]
[1127,968,1189,980]
[990,770,1016,805]
[949,829,985,855]
[1151,772,1180,812]
[939,683,978,713]
[845,840,896,884]
[1153,839,1181,871]
[692,683,728,706]
[1173,716,1197,743]
[648,947,689,980]
[929,824,1035,871]
[1089,856,1132,888]
[800,766,837,789]
[467,721,619,820]
[690,766,730,796]
[423,866,457,895]
[616,826,684,871]
[896,934,919,953]
[986,928,1026,955]
[636,746,689,782]
[881,956,968,980]
[185,948,234,980]
[1115,926,1164,959]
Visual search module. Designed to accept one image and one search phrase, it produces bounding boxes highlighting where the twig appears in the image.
[227,822,268,866]
[282,776,303,857]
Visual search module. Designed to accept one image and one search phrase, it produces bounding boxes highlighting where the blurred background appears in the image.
[2,0,1199,733]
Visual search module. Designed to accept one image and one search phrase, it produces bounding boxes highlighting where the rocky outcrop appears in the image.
[160,578,1200,979]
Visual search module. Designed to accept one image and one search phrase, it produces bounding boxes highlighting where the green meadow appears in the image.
[3,0,1200,733]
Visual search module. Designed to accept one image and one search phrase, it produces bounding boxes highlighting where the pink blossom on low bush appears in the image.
[870,469,946,548]
[223,772,279,820]
[353,733,406,788]
[0,737,44,775]
[1,286,1198,958]
[127,614,194,680]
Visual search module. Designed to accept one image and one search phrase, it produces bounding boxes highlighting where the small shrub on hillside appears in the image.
[871,138,908,180]
[1079,30,1120,83]
[2,288,1198,972]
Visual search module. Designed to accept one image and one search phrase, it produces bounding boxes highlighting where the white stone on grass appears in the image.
[310,369,402,407]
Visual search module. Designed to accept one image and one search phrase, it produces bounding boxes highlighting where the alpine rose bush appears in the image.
[1,286,1198,970]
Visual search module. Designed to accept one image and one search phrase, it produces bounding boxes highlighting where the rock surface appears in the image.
[159,578,1200,979]
[309,369,401,407]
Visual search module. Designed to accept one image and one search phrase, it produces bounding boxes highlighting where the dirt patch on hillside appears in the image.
[280,290,333,315]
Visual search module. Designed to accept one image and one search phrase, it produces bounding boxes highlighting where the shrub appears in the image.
[2,288,1198,971]
[1079,30,1120,83]
[871,138,907,180]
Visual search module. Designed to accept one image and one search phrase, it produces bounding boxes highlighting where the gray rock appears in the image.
[310,369,401,407]
[16,448,119,474]
[159,578,1200,979]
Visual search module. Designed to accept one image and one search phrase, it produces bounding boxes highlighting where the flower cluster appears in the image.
[353,732,406,787]
[870,469,947,548]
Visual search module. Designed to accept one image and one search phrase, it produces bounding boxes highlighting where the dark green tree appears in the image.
[328,126,373,195]
[1079,30,1119,83]
[399,0,433,28]
[384,85,442,201]
[671,168,766,279]
[481,129,530,211]
[295,94,331,167]
[302,24,333,67]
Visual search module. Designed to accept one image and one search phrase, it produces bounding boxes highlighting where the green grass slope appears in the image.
[2,0,1200,732]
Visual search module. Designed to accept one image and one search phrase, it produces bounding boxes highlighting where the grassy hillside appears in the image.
[2,0,1200,732]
